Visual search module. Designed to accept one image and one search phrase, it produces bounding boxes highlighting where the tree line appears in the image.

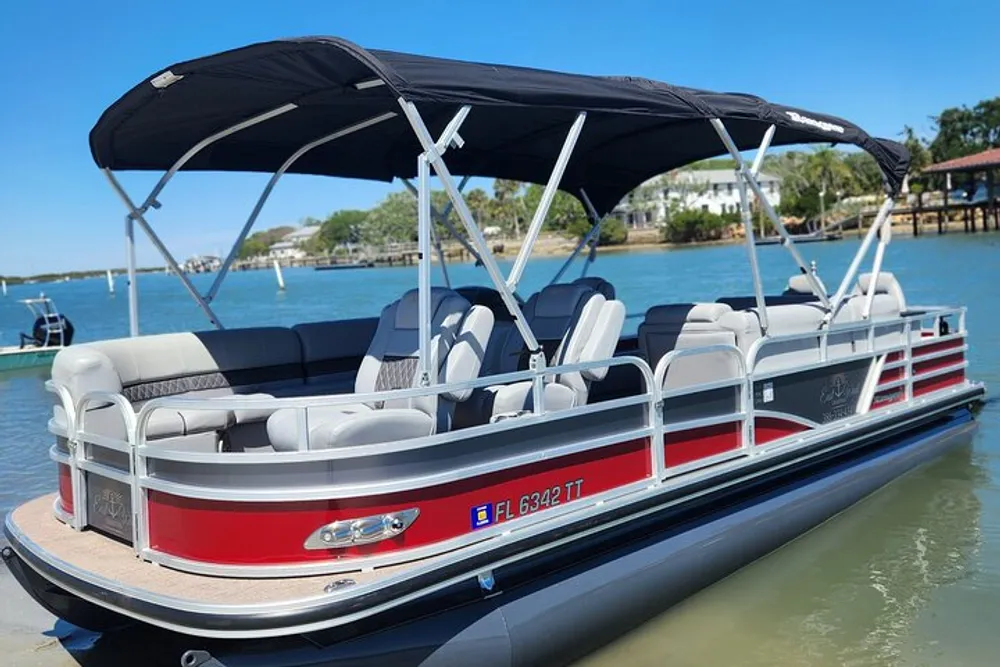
[239,95,998,257]
[238,182,629,259]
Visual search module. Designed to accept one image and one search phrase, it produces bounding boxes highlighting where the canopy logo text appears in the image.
[785,111,845,134]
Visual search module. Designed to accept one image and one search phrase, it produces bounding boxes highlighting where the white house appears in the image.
[615,169,782,227]
[268,225,320,260]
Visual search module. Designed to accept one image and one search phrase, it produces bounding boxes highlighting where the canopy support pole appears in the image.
[402,175,483,267]
[207,111,397,302]
[709,118,830,309]
[430,222,450,288]
[579,189,602,279]
[104,169,224,329]
[862,217,891,320]
[827,196,895,321]
[400,100,546,414]
[737,125,776,334]
[124,214,139,337]
[550,188,604,285]
[507,112,587,292]
[137,104,298,214]
[416,152,433,386]
[100,103,299,333]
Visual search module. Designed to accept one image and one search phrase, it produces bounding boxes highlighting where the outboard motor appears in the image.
[23,314,74,348]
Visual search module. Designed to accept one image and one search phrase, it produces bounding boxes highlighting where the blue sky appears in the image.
[0,0,993,276]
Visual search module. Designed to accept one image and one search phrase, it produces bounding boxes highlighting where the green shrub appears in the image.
[566,217,629,246]
[661,209,729,243]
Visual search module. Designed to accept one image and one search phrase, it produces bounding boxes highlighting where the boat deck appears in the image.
[10,494,422,608]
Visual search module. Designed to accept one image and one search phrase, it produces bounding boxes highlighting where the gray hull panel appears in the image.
[189,410,977,667]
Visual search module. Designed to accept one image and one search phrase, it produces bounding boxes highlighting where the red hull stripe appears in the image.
[666,421,742,466]
[754,417,811,445]
[879,366,905,384]
[912,339,964,357]
[147,439,652,566]
[913,353,964,376]
[57,463,73,516]
[914,370,965,397]
[886,351,905,363]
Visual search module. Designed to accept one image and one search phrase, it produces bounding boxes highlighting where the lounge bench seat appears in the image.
[50,317,383,452]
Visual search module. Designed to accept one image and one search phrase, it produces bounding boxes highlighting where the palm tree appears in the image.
[805,148,854,229]
[492,179,524,236]
[465,188,491,226]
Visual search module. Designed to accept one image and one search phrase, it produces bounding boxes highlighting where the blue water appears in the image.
[1,234,998,665]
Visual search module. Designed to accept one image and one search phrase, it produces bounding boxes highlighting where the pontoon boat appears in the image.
[1,37,985,667]
[0,296,74,372]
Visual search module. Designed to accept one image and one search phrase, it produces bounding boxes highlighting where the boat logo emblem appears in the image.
[820,373,850,405]
[785,111,845,135]
[94,488,127,521]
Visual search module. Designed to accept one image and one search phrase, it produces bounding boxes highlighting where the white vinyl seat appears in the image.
[474,283,625,420]
[639,303,746,390]
[852,272,907,315]
[266,288,493,451]
[847,271,910,350]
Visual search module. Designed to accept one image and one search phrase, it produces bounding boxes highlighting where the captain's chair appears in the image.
[266,288,493,451]
[476,283,625,420]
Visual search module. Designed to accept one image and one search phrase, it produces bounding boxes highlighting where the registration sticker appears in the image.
[762,382,774,403]
[471,503,494,529]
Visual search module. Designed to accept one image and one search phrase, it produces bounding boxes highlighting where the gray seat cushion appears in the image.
[266,403,373,450]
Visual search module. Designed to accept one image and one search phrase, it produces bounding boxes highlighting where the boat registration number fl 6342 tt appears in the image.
[472,479,584,529]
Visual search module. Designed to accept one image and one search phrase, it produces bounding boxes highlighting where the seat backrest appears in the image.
[51,327,305,407]
[743,302,826,372]
[639,303,743,389]
[717,294,816,310]
[293,317,379,387]
[555,296,626,405]
[855,272,907,314]
[356,287,493,430]
[846,272,908,351]
[455,285,518,376]
[783,273,829,299]
[489,283,600,376]
[572,276,616,300]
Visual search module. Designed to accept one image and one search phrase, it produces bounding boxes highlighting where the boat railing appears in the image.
[131,355,656,452]
[747,306,966,365]
[653,344,750,478]
[50,306,972,569]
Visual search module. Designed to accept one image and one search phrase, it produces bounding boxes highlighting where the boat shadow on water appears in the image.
[2,439,984,667]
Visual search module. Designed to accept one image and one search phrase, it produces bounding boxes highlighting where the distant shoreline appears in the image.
[3,217,993,284]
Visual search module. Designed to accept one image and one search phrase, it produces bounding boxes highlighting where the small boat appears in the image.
[0,296,74,372]
[2,37,985,667]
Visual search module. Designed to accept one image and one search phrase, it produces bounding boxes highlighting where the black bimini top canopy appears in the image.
[90,37,910,216]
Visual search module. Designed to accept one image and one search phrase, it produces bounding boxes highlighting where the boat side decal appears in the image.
[753,359,869,424]
[145,438,652,566]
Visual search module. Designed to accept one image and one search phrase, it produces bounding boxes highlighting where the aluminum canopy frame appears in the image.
[92,36,909,403]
